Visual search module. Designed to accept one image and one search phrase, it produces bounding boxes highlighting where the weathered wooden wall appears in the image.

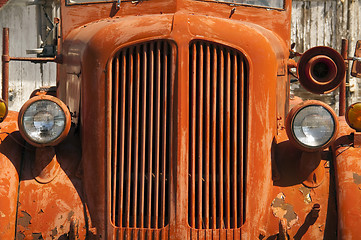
[291,0,361,113]
[0,0,360,111]
[0,0,56,111]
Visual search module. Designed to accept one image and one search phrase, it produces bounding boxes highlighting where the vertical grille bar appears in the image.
[146,42,154,229]
[211,47,218,230]
[160,42,168,229]
[112,56,119,225]
[225,50,231,229]
[153,41,161,233]
[125,48,134,228]
[132,46,141,228]
[218,48,224,229]
[239,56,245,226]
[231,54,238,229]
[189,41,247,230]
[197,43,204,230]
[190,43,197,229]
[204,44,210,230]
[111,40,173,230]
[166,43,174,233]
[117,51,127,227]
[139,45,148,230]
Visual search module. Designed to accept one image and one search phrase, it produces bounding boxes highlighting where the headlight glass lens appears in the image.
[0,99,8,122]
[292,105,335,148]
[346,102,361,131]
[23,100,66,144]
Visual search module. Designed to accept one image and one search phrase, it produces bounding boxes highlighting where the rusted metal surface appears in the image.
[9,56,60,63]
[68,7,290,236]
[39,0,346,238]
[0,111,23,239]
[15,130,88,239]
[109,40,173,232]
[354,132,361,147]
[297,46,345,95]
[2,0,361,239]
[272,171,336,239]
[332,117,361,239]
[189,40,245,230]
[32,147,61,184]
[339,39,348,116]
[351,40,361,78]
[269,129,338,239]
[2,28,9,104]
[271,192,298,229]
[278,218,289,240]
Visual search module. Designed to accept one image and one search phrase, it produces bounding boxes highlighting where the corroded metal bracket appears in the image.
[1,27,62,105]
[32,147,60,184]
[301,151,325,188]
[2,28,9,104]
[354,132,361,148]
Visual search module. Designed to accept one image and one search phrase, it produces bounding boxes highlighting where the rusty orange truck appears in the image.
[1,0,361,239]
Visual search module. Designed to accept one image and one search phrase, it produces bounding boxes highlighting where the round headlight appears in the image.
[18,95,71,147]
[286,100,338,151]
[346,102,361,131]
[0,99,8,123]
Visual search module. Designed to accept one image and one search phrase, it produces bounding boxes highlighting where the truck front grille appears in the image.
[110,40,175,229]
[109,39,247,234]
[188,41,247,229]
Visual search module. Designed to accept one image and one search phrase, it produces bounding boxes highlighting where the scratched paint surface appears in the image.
[1,0,361,112]
[15,134,88,239]
[0,111,23,239]
[266,134,337,239]
[1,0,359,239]
[334,145,361,239]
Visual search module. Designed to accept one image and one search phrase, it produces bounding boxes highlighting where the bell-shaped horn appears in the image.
[297,46,345,94]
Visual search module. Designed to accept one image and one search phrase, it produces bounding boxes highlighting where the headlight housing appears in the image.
[346,102,361,131]
[286,100,338,151]
[0,99,8,123]
[18,95,71,147]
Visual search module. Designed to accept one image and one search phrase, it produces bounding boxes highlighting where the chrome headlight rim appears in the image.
[286,100,338,152]
[18,95,71,147]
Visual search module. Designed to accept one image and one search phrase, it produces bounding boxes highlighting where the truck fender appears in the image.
[0,111,24,239]
[332,117,361,239]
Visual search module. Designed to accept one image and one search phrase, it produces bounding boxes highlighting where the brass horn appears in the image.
[297,46,345,94]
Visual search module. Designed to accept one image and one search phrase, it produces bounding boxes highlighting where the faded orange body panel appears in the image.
[0,111,22,239]
[60,0,291,45]
[59,10,288,237]
[332,117,361,239]
[334,146,361,239]
[268,130,338,239]
[2,0,359,239]
[15,133,88,239]
[56,0,338,239]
